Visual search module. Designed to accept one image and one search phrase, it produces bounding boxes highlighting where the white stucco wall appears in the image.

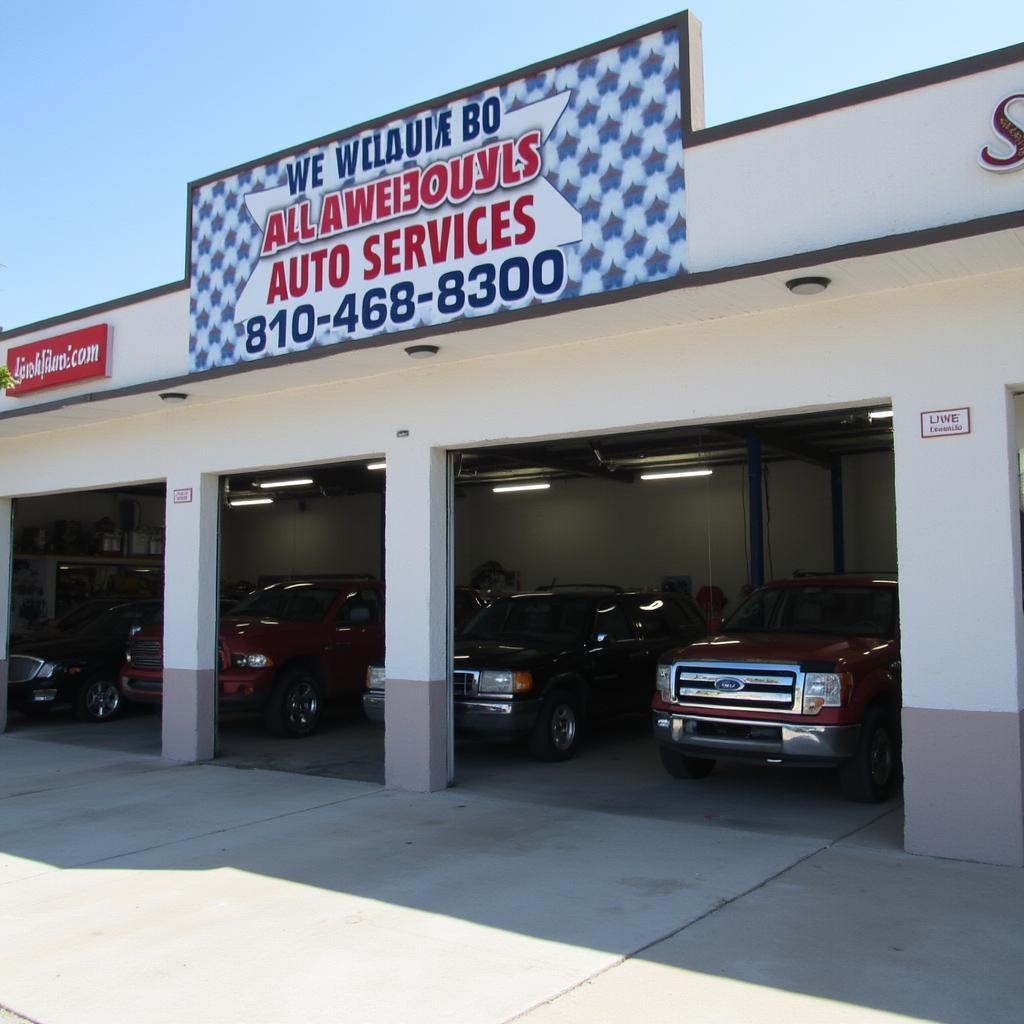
[1,269,1021,716]
[0,288,188,413]
[686,61,1024,270]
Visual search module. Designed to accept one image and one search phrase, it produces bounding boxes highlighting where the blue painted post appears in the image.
[748,437,764,586]
[831,456,846,574]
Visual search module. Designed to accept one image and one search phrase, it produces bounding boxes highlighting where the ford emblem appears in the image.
[715,677,744,692]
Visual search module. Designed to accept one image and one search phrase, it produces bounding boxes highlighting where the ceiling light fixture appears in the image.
[159,392,189,402]
[228,497,275,507]
[785,276,831,295]
[405,344,439,359]
[492,482,552,494]
[366,461,387,471]
[640,469,714,481]
[868,409,894,420]
[256,478,314,489]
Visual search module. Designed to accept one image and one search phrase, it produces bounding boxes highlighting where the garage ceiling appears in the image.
[455,404,894,489]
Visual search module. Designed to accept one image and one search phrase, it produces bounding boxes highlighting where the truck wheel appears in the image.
[659,745,715,779]
[839,707,898,802]
[265,669,322,738]
[529,688,581,761]
[74,677,122,723]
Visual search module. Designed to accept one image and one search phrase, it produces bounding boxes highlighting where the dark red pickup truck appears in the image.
[651,575,900,801]
[120,580,384,737]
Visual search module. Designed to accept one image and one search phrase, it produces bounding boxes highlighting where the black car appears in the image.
[8,599,162,723]
[365,586,707,760]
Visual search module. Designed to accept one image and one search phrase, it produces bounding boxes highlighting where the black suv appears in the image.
[364,586,707,760]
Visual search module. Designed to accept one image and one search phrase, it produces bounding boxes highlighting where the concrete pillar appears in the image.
[383,440,449,791]
[161,474,220,762]
[0,498,11,734]
[894,387,1024,865]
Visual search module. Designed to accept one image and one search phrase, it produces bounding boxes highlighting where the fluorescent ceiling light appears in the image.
[868,409,894,420]
[257,477,313,489]
[640,469,713,481]
[366,462,387,471]
[229,497,275,507]
[492,482,551,494]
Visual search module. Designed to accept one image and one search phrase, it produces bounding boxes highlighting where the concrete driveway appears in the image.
[1,713,1021,1023]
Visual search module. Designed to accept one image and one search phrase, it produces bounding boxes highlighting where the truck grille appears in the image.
[673,664,797,711]
[129,639,163,670]
[453,670,479,697]
[9,656,44,683]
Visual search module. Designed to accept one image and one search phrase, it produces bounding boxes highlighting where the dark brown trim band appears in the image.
[187,11,692,191]
[690,41,1024,147]
[0,280,188,343]
[3,205,1022,424]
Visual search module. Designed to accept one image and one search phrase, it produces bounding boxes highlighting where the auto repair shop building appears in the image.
[1,12,1024,866]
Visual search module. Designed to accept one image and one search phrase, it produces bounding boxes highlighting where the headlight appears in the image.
[478,669,533,695]
[232,653,273,669]
[802,672,853,714]
[37,661,59,679]
[656,664,673,701]
[366,665,386,690]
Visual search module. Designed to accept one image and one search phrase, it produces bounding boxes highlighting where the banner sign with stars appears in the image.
[188,23,687,371]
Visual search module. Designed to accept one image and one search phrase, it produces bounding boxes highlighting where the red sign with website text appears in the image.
[5,324,112,396]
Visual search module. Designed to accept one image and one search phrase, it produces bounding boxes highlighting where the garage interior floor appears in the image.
[6,708,890,836]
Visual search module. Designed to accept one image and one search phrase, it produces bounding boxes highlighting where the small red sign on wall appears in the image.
[920,407,971,438]
[4,324,112,395]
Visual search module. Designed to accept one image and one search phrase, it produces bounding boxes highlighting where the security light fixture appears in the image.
[868,409,894,420]
[405,344,439,359]
[366,462,387,471]
[228,497,274,507]
[159,392,189,402]
[785,276,831,295]
[256,478,314,489]
[492,482,552,494]
[640,468,714,481]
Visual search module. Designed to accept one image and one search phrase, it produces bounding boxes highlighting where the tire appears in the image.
[529,688,582,761]
[74,677,122,723]
[659,745,715,779]
[264,668,322,738]
[839,707,898,802]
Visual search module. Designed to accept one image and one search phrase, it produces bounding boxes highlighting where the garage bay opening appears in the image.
[441,407,898,813]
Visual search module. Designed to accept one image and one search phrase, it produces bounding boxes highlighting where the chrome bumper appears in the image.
[653,710,861,764]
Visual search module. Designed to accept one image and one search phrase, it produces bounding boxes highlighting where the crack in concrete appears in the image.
[503,805,900,1023]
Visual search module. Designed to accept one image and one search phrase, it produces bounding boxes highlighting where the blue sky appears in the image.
[2,0,1022,331]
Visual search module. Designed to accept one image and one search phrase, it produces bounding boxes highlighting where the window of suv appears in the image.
[592,601,637,642]
[461,595,592,644]
[725,584,896,638]
[337,588,382,625]
[231,584,338,622]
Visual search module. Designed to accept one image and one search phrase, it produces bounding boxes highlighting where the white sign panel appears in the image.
[920,407,971,438]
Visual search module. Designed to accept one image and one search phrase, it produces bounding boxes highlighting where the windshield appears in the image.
[460,596,593,645]
[78,603,159,637]
[723,585,896,638]
[228,584,340,622]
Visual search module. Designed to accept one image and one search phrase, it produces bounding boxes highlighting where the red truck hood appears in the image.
[676,632,895,667]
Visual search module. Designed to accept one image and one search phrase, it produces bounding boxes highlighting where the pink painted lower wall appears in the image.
[903,707,1024,866]
[385,678,448,792]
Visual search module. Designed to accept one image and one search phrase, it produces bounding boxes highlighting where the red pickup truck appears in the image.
[652,575,900,801]
[120,580,384,737]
